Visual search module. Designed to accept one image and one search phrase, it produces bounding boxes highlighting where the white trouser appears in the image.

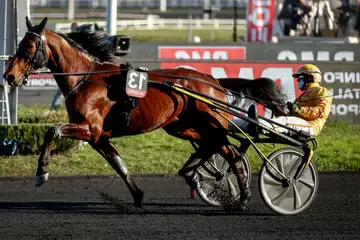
[260,116,314,136]
[226,93,314,137]
[231,116,314,137]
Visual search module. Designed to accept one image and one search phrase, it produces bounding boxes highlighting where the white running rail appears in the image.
[55,18,246,33]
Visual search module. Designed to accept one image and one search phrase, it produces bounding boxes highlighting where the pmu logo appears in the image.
[158,46,247,60]
[277,50,354,61]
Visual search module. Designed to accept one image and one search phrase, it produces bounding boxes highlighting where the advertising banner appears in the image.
[160,61,360,123]
[23,74,57,90]
[158,46,247,60]
[152,43,360,62]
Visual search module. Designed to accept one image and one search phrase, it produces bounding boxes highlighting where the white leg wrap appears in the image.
[110,156,128,175]
[54,126,62,139]
[35,173,49,186]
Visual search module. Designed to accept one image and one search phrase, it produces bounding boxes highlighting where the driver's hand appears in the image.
[267,102,286,117]
[285,102,300,114]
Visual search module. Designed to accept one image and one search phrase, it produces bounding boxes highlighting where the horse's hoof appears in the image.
[240,188,252,206]
[35,173,49,186]
[134,201,143,209]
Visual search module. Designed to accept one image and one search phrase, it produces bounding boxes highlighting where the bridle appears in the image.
[13,31,48,86]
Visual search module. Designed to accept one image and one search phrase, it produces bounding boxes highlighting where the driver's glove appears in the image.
[285,102,300,114]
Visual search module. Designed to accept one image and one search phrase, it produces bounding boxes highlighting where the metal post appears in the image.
[16,0,30,45]
[0,0,9,87]
[233,0,238,42]
[160,0,167,12]
[106,0,118,35]
[204,0,210,19]
[0,0,19,124]
[187,13,193,43]
[68,0,75,21]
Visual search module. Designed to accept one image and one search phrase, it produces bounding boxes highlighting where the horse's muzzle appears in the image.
[4,74,17,86]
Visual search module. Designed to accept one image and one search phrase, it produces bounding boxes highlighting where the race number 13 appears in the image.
[126,69,148,98]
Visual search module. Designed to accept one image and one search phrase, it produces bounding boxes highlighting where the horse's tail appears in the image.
[217,77,287,107]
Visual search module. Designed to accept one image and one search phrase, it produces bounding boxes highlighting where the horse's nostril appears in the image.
[6,74,15,83]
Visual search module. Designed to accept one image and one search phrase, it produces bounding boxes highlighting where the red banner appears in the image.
[161,62,303,117]
[246,0,276,42]
[161,62,302,99]
[158,46,246,60]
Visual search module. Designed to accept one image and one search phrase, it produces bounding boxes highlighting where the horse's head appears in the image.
[3,17,49,87]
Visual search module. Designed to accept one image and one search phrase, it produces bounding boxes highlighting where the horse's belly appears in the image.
[109,88,184,136]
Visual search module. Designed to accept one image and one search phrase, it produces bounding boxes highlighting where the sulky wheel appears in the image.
[195,153,251,207]
[259,147,319,215]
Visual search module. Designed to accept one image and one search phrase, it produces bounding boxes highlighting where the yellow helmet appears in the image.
[292,64,322,83]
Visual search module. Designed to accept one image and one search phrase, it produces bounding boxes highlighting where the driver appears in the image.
[230,64,333,137]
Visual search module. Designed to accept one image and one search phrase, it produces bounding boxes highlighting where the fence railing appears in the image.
[31,0,249,8]
[54,17,247,33]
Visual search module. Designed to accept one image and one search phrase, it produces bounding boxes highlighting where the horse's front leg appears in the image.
[36,122,92,186]
[89,135,144,208]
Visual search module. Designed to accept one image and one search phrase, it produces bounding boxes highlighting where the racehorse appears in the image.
[3,17,286,209]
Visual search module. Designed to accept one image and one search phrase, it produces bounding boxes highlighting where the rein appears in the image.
[30,66,357,107]
[31,68,271,106]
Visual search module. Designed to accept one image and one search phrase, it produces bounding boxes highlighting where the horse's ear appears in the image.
[25,16,33,29]
[38,17,48,33]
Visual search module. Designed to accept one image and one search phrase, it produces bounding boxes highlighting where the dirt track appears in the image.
[0,172,359,239]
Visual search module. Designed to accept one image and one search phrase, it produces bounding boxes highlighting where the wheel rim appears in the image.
[260,149,318,215]
[196,154,250,206]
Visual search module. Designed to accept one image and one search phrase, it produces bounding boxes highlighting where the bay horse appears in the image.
[3,17,286,209]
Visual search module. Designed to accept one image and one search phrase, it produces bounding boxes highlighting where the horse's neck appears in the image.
[44,29,92,93]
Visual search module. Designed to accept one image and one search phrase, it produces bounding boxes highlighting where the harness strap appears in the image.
[65,61,110,98]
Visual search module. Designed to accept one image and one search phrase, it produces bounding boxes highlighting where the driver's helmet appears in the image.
[292,64,322,83]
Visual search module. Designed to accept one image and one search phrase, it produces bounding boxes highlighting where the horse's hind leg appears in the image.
[218,144,251,209]
[194,130,251,209]
[89,136,144,208]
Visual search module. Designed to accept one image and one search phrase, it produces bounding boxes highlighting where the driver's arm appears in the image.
[294,88,332,120]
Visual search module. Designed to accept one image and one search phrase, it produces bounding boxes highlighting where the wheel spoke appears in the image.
[293,185,302,209]
[220,158,228,170]
[271,187,290,206]
[288,155,301,176]
[264,173,282,186]
[276,154,285,175]
[208,161,222,174]
[298,178,315,190]
[197,170,215,181]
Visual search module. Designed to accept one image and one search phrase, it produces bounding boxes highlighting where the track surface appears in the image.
[0,172,359,239]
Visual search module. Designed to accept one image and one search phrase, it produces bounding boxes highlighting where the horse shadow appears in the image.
[0,191,274,217]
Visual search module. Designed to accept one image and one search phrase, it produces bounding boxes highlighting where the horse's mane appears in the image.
[217,77,287,107]
[57,31,114,62]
